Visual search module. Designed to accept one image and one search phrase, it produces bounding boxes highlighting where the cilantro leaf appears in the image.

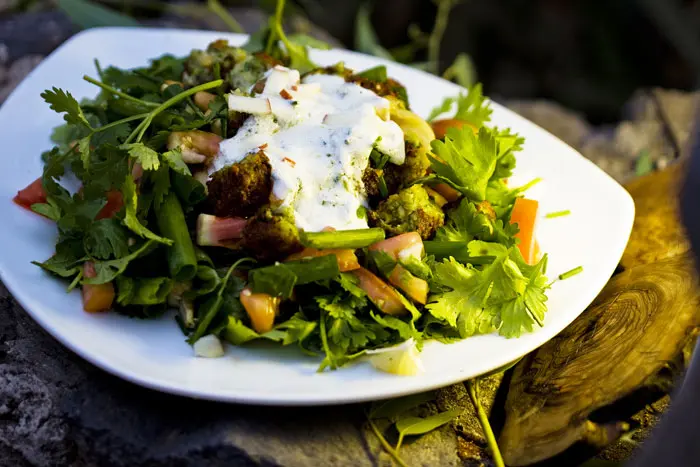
[223,317,262,345]
[78,135,92,169]
[84,218,129,260]
[92,122,132,147]
[427,246,549,339]
[317,296,377,351]
[162,148,191,176]
[32,238,86,278]
[150,165,171,210]
[430,127,497,201]
[83,240,157,285]
[274,312,318,346]
[116,276,173,306]
[371,311,417,341]
[249,263,297,299]
[335,272,367,299]
[120,143,160,171]
[427,84,492,126]
[121,176,172,245]
[492,127,525,180]
[41,87,93,129]
[435,198,518,247]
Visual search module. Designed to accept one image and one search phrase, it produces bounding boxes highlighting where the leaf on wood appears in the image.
[395,408,461,437]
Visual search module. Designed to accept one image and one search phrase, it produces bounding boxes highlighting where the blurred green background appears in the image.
[9,0,700,123]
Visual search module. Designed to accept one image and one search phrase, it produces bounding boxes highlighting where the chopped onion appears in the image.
[193,335,225,358]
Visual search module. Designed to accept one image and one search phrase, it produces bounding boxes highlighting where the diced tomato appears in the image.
[96,190,124,220]
[431,118,479,140]
[510,198,539,264]
[81,262,115,313]
[240,287,280,333]
[369,232,424,262]
[13,177,47,210]
[285,247,360,272]
[350,268,406,316]
[388,265,428,304]
[431,183,461,202]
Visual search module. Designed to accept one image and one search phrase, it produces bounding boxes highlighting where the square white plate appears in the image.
[0,27,634,405]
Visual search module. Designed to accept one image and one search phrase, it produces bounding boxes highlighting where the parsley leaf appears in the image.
[120,143,160,171]
[427,84,492,126]
[274,312,318,346]
[435,198,518,247]
[150,165,171,210]
[32,238,86,278]
[317,295,377,351]
[430,126,498,201]
[41,87,93,129]
[78,135,92,169]
[121,176,172,245]
[427,245,549,338]
[162,148,191,176]
[83,218,129,260]
[83,240,158,285]
[492,127,525,180]
[116,276,173,306]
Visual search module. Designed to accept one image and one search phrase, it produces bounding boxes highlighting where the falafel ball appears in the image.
[369,185,445,240]
[207,151,272,218]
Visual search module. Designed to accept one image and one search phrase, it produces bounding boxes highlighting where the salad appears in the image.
[14,6,552,374]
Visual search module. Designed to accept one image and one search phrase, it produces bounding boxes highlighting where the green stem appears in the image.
[466,380,505,467]
[366,417,409,467]
[318,314,335,371]
[300,228,385,250]
[266,0,286,54]
[559,266,583,281]
[67,269,84,293]
[83,75,159,108]
[94,113,150,133]
[427,0,456,75]
[207,0,244,33]
[394,432,406,454]
[125,79,223,144]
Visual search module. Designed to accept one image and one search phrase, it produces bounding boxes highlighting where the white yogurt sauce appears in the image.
[209,66,405,232]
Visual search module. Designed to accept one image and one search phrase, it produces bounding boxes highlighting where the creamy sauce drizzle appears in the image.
[210,66,405,231]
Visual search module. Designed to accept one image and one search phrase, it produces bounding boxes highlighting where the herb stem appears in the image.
[367,417,410,467]
[207,0,244,33]
[66,269,84,293]
[559,266,583,281]
[94,113,150,133]
[545,210,571,219]
[300,228,385,250]
[125,79,223,144]
[466,379,505,467]
[83,75,159,108]
[427,0,456,75]
[267,0,287,54]
[318,314,335,371]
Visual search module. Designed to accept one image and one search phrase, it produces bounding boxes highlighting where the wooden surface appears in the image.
[498,161,700,465]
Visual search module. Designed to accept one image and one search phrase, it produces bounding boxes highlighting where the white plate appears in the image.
[0,27,634,405]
